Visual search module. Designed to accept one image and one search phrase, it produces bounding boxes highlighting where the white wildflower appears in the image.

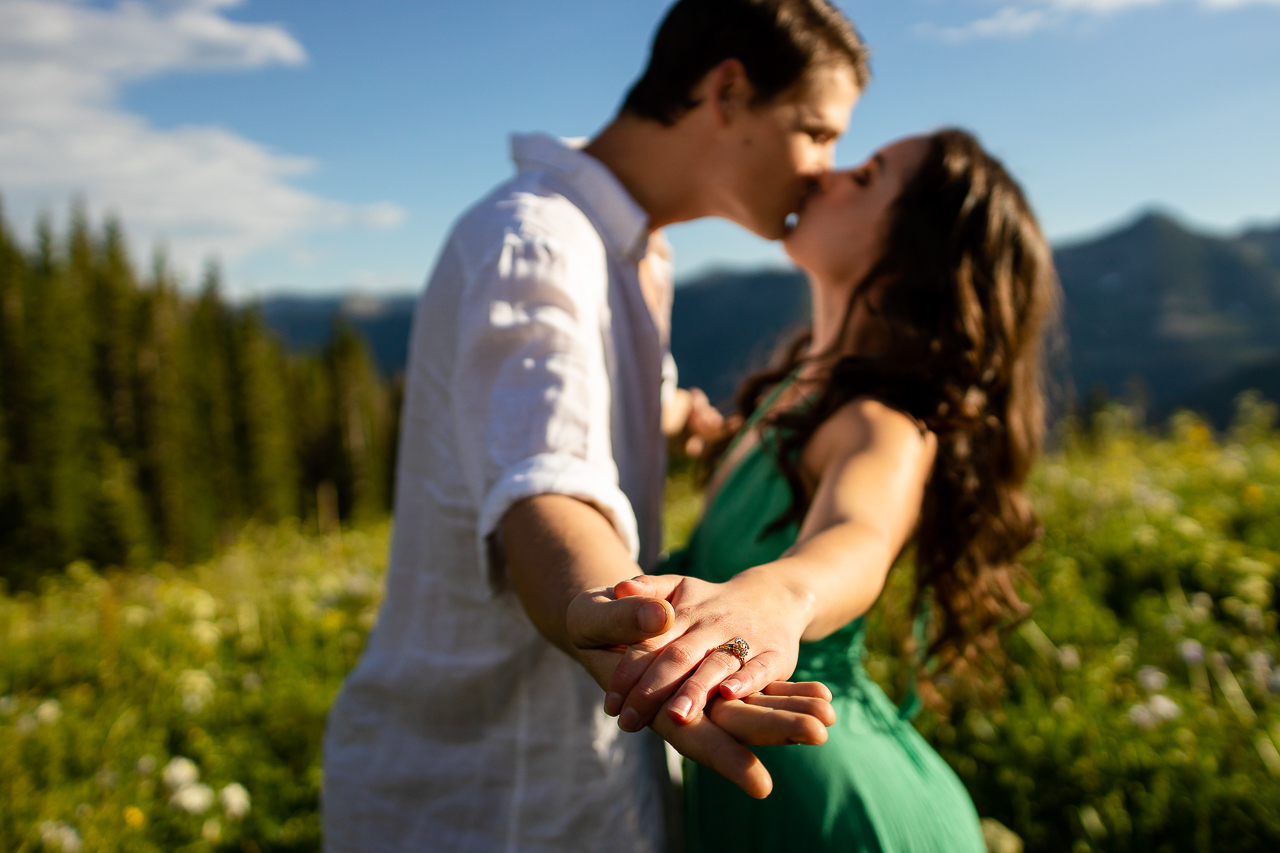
[1172,516,1204,539]
[1149,695,1182,721]
[202,818,222,841]
[1179,639,1205,666]
[1051,696,1073,715]
[38,820,82,852]
[1127,703,1158,730]
[170,782,215,814]
[136,755,157,776]
[177,669,215,714]
[35,700,62,725]
[122,605,151,627]
[220,783,251,820]
[190,620,222,648]
[1131,525,1159,548]
[95,766,119,789]
[1137,666,1168,693]
[187,589,217,621]
[1058,645,1081,671]
[163,756,199,790]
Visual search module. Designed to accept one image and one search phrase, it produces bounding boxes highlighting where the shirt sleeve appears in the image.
[452,226,639,586]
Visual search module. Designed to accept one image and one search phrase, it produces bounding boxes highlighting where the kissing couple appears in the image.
[324,1,1058,851]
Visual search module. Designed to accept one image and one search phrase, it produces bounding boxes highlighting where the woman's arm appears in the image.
[600,398,936,729]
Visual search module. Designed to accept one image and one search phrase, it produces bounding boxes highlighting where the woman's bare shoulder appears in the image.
[803,397,937,478]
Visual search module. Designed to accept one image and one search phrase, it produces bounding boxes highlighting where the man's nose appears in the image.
[810,170,837,195]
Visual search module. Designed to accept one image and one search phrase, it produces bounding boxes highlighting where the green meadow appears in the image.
[3,399,1280,852]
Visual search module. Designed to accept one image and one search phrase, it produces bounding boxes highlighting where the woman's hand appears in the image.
[599,572,815,732]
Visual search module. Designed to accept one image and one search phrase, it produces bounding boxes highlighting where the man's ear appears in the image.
[701,58,755,127]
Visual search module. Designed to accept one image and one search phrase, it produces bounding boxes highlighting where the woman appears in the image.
[608,128,1058,850]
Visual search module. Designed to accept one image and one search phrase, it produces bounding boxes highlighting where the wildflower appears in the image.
[202,818,222,841]
[221,783,251,820]
[187,589,217,620]
[190,620,222,648]
[170,782,215,814]
[1172,516,1204,538]
[38,821,82,852]
[122,605,151,627]
[1188,592,1213,623]
[1137,666,1168,693]
[1179,639,1205,666]
[136,755,157,776]
[1079,805,1107,840]
[1131,525,1159,548]
[177,669,215,714]
[35,699,62,725]
[95,767,119,789]
[123,806,146,829]
[163,756,199,790]
[1058,645,1081,671]
[1149,695,1182,721]
[1051,696,1073,715]
[1127,703,1158,730]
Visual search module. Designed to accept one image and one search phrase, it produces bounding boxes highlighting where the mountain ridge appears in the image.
[256,208,1280,427]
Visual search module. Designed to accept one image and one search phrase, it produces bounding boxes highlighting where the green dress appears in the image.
[661,382,987,853]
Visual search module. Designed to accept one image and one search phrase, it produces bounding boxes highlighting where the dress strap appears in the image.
[723,367,802,459]
[897,599,931,721]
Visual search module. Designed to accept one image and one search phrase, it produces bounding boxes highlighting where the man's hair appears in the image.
[622,0,870,126]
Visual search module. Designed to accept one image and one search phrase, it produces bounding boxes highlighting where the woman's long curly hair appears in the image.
[708,128,1060,690]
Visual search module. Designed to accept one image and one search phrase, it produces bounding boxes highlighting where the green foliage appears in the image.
[3,410,1280,850]
[0,204,398,587]
[0,522,387,852]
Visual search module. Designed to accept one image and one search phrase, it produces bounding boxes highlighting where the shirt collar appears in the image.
[510,132,650,262]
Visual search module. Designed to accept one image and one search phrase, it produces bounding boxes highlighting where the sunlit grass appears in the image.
[3,397,1280,851]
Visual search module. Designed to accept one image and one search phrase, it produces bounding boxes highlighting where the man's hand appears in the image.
[662,387,725,457]
[578,573,814,733]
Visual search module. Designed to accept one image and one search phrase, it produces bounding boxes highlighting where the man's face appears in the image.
[712,63,860,240]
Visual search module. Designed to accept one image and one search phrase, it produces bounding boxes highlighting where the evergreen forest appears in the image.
[0,203,399,589]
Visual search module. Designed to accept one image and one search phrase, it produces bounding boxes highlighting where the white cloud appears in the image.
[921,0,1280,41]
[0,0,404,282]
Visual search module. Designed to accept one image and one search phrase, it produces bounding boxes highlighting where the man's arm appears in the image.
[502,493,671,659]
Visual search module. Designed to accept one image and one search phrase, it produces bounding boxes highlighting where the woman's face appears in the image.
[783,135,931,284]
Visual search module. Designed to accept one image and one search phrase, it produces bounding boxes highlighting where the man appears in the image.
[323,2,869,850]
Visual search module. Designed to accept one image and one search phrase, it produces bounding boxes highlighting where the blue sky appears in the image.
[1,0,1277,297]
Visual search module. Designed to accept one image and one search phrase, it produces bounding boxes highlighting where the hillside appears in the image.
[258,210,1280,425]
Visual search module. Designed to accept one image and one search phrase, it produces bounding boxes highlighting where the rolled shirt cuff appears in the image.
[477,453,641,586]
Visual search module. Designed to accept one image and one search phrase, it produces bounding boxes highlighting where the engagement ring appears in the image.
[714,637,750,667]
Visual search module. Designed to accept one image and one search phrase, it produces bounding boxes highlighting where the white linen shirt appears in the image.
[322,133,674,853]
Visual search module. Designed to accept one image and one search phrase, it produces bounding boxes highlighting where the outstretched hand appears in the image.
[569,583,834,799]
[573,573,813,733]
